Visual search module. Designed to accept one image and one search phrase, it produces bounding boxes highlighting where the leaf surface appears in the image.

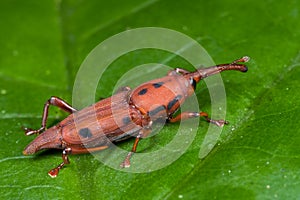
[0,0,299,199]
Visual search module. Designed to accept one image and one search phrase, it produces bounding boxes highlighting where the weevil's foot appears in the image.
[48,168,59,178]
[120,160,130,168]
[23,127,36,135]
[210,119,229,127]
[120,152,133,168]
[23,127,44,136]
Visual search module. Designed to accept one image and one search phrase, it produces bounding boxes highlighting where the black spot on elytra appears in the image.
[148,105,166,117]
[122,116,131,125]
[152,82,164,88]
[79,128,93,138]
[167,95,183,111]
[138,88,148,95]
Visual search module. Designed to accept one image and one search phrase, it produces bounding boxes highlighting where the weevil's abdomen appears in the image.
[60,90,144,149]
[23,125,63,155]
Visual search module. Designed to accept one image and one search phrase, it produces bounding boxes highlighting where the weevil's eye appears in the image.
[189,77,197,90]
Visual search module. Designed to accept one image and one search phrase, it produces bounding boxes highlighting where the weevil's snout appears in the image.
[233,64,248,72]
[231,56,250,72]
[193,56,250,81]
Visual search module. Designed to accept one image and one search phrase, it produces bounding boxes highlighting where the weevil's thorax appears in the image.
[129,74,195,121]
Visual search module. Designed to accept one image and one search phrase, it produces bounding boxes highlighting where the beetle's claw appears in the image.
[48,168,59,178]
[120,158,131,168]
[210,119,229,127]
[23,127,44,135]
[120,161,131,168]
[120,152,132,168]
[23,127,35,135]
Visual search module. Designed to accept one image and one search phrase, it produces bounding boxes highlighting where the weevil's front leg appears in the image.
[169,111,228,127]
[24,96,77,135]
[115,86,131,93]
[120,127,152,168]
[168,68,191,76]
[48,147,72,178]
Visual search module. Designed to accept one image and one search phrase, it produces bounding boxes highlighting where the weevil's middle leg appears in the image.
[169,111,228,127]
[120,127,152,168]
[24,96,77,135]
[48,147,72,178]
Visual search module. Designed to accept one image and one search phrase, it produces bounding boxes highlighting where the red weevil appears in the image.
[23,56,249,177]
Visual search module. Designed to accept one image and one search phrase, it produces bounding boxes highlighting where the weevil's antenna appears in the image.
[231,56,250,64]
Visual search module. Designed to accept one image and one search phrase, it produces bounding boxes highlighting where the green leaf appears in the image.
[1,0,300,199]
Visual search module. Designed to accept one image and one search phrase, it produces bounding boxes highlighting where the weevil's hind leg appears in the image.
[120,127,152,168]
[24,96,77,136]
[48,147,72,178]
[169,111,228,127]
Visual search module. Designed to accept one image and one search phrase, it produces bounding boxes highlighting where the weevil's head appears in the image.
[23,126,62,155]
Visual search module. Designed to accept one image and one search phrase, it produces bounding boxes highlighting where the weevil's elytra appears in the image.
[23,56,250,177]
[122,116,132,125]
[79,128,93,139]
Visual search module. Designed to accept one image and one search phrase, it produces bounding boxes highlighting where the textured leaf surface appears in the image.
[0,0,300,199]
